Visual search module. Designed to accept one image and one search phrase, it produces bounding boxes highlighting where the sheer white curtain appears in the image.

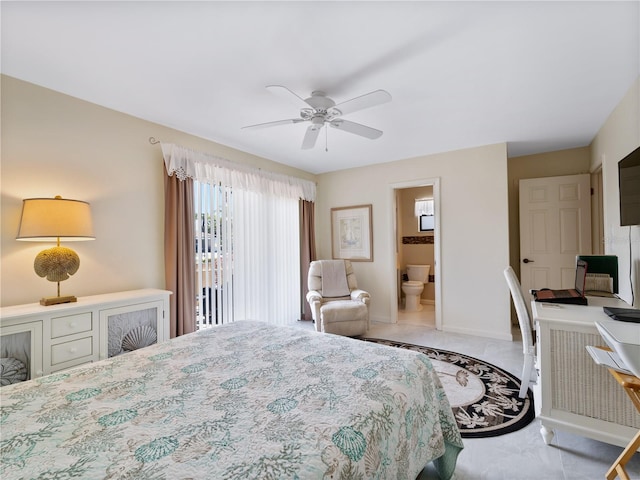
[162,143,314,327]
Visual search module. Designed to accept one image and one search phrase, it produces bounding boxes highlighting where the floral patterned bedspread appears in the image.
[0,321,463,479]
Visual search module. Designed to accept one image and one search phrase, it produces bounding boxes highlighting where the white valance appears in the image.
[161,143,316,202]
[415,198,434,217]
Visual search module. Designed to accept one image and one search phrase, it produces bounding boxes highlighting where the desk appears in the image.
[532,297,640,448]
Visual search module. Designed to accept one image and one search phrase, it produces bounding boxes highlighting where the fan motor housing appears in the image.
[305,91,335,111]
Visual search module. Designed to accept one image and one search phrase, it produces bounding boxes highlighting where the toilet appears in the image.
[401,264,431,312]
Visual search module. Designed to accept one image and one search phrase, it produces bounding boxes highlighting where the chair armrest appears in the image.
[306,290,323,331]
[351,289,370,305]
[306,290,322,305]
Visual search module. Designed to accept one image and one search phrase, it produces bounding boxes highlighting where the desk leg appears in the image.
[540,424,554,445]
[606,429,640,480]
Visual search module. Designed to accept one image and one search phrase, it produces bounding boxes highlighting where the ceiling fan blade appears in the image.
[242,118,304,130]
[301,125,321,149]
[331,89,391,116]
[329,119,382,139]
[266,85,311,109]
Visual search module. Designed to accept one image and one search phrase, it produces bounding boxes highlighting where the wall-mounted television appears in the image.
[618,145,640,226]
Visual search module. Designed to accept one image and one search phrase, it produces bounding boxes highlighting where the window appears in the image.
[415,198,434,232]
[419,214,434,232]
[195,182,232,328]
[162,142,313,330]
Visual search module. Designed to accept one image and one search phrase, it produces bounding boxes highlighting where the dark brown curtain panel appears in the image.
[299,199,316,321]
[164,164,196,337]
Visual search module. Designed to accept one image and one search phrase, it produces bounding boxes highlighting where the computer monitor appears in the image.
[576,255,619,294]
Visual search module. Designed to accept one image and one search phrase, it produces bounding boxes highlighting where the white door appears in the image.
[519,174,592,294]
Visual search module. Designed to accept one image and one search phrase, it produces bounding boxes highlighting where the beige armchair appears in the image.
[306,259,370,336]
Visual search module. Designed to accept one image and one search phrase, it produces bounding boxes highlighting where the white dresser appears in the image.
[533,297,640,448]
[0,289,171,384]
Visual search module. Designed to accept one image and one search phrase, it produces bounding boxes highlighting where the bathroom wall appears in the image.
[398,186,435,304]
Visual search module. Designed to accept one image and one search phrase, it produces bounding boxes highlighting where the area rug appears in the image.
[361,338,535,438]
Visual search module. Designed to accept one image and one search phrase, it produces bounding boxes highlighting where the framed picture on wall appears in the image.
[331,204,373,262]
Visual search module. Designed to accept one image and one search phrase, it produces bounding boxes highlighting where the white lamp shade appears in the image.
[16,197,95,241]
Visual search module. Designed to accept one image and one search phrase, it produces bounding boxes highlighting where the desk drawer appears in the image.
[51,313,92,339]
[51,337,93,365]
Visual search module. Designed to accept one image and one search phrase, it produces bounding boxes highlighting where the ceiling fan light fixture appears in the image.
[326,107,342,119]
[310,116,325,130]
[300,108,314,120]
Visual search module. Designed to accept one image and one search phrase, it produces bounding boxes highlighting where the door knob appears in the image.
[523,258,534,264]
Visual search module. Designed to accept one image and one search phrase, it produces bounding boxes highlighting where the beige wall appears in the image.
[0,76,315,306]
[506,147,591,281]
[591,76,640,306]
[5,72,633,338]
[316,143,512,340]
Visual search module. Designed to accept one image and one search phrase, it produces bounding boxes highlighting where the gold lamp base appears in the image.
[40,295,77,306]
[33,243,81,307]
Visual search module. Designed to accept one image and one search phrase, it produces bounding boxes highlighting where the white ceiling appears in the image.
[2,1,638,174]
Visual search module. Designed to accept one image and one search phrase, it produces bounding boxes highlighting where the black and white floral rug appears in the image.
[362,338,535,438]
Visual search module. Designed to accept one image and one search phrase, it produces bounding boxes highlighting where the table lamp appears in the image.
[16,196,95,306]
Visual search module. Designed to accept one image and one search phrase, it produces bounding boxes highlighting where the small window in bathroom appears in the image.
[419,214,434,232]
[415,198,434,232]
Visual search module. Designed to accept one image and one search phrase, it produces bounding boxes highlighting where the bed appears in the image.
[0,321,463,479]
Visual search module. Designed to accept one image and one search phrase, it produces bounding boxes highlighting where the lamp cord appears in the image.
[56,236,61,298]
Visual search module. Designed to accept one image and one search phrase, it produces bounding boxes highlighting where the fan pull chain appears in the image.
[325,125,328,152]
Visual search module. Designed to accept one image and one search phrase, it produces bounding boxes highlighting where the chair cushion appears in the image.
[321,301,367,324]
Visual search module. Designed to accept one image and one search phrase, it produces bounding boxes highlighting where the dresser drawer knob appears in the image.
[69,347,78,354]
[68,322,77,328]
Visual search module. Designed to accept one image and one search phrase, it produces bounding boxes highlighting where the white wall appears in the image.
[316,143,512,340]
[591,76,640,306]
[0,76,315,306]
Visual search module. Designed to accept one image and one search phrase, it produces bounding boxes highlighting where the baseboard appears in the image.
[442,325,513,341]
[370,316,393,325]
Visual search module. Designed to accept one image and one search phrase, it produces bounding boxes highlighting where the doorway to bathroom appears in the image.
[389,178,441,330]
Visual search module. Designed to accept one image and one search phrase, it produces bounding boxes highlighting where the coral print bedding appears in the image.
[0,320,463,479]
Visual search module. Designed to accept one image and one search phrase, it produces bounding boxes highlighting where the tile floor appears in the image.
[296,305,640,479]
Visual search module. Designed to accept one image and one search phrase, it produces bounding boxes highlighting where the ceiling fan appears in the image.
[242,85,392,150]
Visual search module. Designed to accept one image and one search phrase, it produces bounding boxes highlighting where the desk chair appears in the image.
[504,266,538,398]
